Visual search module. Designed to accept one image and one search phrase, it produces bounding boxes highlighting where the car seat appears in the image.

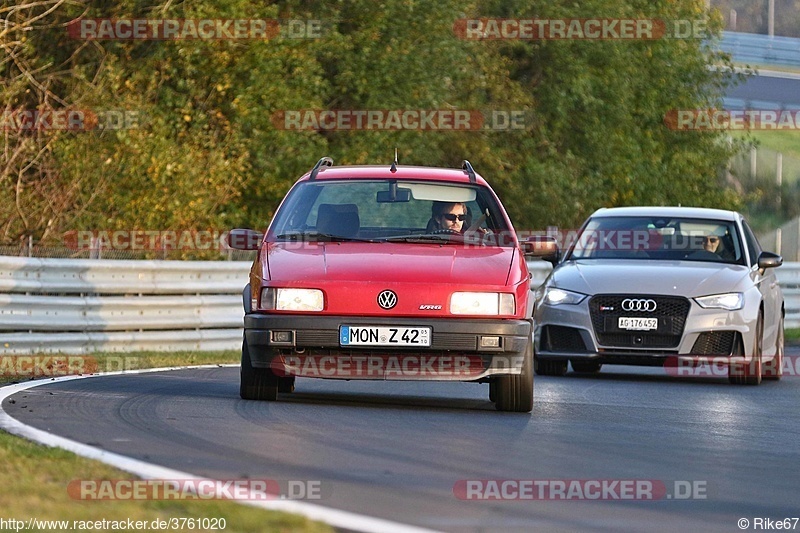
[316,204,360,238]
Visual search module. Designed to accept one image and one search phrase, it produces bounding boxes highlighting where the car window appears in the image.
[740,219,762,266]
[269,179,512,245]
[565,216,745,264]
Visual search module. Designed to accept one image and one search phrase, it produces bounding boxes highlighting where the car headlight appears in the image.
[694,292,744,311]
[543,288,586,306]
[450,292,515,315]
[260,288,324,311]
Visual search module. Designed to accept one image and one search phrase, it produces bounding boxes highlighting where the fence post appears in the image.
[776,152,783,211]
[768,0,775,37]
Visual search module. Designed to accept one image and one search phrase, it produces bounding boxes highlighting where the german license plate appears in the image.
[618,317,658,331]
[340,326,432,347]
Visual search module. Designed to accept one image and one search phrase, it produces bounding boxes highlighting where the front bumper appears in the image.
[533,297,758,366]
[244,314,532,381]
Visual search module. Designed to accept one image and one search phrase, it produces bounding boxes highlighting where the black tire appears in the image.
[762,318,784,381]
[729,312,763,386]
[571,360,603,374]
[489,380,497,402]
[240,338,279,400]
[495,342,534,413]
[534,358,568,376]
[278,376,296,393]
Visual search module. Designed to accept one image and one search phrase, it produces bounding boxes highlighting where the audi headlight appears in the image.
[694,292,744,311]
[260,288,324,311]
[543,288,586,306]
[450,292,515,315]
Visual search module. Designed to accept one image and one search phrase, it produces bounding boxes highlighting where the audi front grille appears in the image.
[589,294,691,349]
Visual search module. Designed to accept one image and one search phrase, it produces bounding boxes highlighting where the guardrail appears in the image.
[0,256,797,355]
[719,31,800,68]
[0,256,249,354]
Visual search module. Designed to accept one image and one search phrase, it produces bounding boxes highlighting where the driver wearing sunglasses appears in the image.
[430,201,469,233]
[701,234,720,254]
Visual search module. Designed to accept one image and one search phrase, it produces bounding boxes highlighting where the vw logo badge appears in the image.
[377,290,398,310]
[621,298,657,312]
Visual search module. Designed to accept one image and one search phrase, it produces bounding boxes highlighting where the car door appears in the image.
[742,219,780,352]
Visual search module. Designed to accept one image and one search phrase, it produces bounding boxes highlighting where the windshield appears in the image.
[269,179,514,246]
[565,216,745,265]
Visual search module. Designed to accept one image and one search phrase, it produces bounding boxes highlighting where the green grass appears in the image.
[0,350,333,533]
[786,328,800,343]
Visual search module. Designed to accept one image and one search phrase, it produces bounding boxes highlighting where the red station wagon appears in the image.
[228,157,538,412]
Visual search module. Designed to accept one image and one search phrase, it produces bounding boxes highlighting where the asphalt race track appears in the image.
[4,347,800,533]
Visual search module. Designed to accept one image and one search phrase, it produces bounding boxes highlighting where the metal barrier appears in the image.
[0,256,250,354]
[719,31,800,68]
[0,256,797,355]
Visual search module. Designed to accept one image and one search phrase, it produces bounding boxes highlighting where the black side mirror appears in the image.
[757,251,783,270]
[522,236,560,266]
[226,229,263,250]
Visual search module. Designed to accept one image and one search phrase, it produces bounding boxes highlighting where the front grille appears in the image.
[296,330,338,345]
[691,331,737,355]
[589,294,690,349]
[543,325,587,352]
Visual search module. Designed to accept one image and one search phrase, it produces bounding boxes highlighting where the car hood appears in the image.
[265,242,514,285]
[550,259,751,297]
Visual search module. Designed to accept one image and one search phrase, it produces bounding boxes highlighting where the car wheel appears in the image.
[571,360,603,374]
[535,358,568,376]
[278,376,296,393]
[495,342,534,413]
[729,312,763,386]
[762,318,784,381]
[240,338,279,400]
[489,380,497,402]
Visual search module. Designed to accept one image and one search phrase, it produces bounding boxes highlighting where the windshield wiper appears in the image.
[382,233,464,244]
[275,231,376,243]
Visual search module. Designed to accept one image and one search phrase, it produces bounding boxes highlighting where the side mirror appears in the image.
[522,236,560,265]
[757,251,783,270]
[226,229,263,250]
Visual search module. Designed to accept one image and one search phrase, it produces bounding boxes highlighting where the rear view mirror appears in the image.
[376,185,411,203]
[226,229,263,250]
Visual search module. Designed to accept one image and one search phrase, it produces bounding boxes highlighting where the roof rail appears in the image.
[309,157,334,180]
[462,160,476,183]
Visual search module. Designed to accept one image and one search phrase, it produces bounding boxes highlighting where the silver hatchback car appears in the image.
[532,207,784,385]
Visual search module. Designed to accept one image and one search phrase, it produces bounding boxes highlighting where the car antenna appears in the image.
[390,148,398,173]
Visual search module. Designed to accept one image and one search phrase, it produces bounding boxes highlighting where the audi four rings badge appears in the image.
[621,298,657,312]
